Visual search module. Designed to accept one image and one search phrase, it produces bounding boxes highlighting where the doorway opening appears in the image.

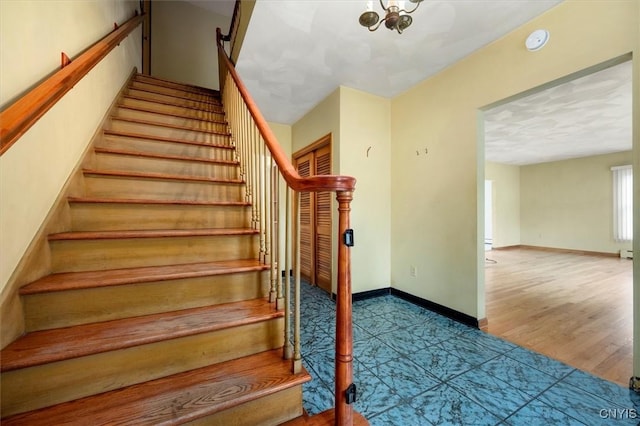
[481,58,633,386]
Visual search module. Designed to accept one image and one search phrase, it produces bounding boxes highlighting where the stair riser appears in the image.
[127,88,224,112]
[185,386,303,426]
[50,234,259,273]
[0,319,284,417]
[83,175,244,202]
[24,271,269,331]
[121,97,226,122]
[100,135,235,161]
[94,152,240,180]
[114,108,228,133]
[130,81,221,104]
[70,203,251,231]
[110,119,228,144]
[134,75,216,97]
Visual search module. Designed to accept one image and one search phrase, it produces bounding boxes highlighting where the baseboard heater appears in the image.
[620,249,633,259]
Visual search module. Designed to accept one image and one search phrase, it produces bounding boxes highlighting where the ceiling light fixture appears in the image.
[359,0,424,34]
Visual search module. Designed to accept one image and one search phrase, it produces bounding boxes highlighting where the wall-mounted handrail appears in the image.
[0,13,144,156]
[215,28,356,194]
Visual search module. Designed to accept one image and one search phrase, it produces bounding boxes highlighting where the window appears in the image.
[612,165,632,242]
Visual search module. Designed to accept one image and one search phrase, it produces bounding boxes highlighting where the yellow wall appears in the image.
[0,0,141,293]
[391,1,639,320]
[291,87,392,293]
[521,151,633,253]
[151,1,229,90]
[340,87,391,293]
[485,162,521,248]
[268,121,293,271]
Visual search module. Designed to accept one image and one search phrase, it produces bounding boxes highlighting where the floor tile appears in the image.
[410,344,475,381]
[479,355,558,397]
[463,328,518,354]
[561,369,640,408]
[504,399,588,425]
[505,346,575,379]
[302,378,334,415]
[369,405,434,426]
[449,368,533,419]
[369,357,440,400]
[438,334,501,366]
[353,338,399,370]
[410,383,502,426]
[538,381,637,426]
[352,367,404,418]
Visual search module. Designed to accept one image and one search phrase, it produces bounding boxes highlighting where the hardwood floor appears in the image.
[485,247,632,387]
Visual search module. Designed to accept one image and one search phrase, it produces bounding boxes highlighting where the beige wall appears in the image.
[0,0,141,293]
[391,1,638,320]
[291,87,392,294]
[340,87,391,293]
[151,1,229,90]
[521,151,633,254]
[485,162,521,248]
[268,121,293,271]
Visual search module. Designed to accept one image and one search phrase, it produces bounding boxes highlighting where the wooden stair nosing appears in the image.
[94,146,240,166]
[20,259,268,295]
[67,196,250,207]
[0,298,281,372]
[134,74,221,97]
[127,85,222,107]
[1,350,310,426]
[282,409,370,426]
[123,93,226,116]
[48,228,259,241]
[102,129,232,149]
[131,77,222,100]
[116,104,228,126]
[110,116,230,137]
[82,168,244,185]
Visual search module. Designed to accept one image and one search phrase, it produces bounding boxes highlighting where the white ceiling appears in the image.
[232,0,631,165]
[484,61,632,165]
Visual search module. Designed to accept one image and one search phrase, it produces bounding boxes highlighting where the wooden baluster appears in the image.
[275,164,285,310]
[283,187,293,359]
[259,137,267,262]
[335,191,354,426]
[252,124,260,233]
[292,190,302,374]
[270,158,278,303]
[263,139,270,264]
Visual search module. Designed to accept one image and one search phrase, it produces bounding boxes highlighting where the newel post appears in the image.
[335,190,354,426]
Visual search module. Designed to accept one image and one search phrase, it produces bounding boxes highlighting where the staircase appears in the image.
[0,74,311,425]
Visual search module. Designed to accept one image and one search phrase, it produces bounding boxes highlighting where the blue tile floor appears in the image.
[297,283,640,425]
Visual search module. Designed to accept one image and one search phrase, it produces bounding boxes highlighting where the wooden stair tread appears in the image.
[67,196,250,207]
[82,168,244,184]
[2,349,310,426]
[117,104,227,125]
[20,259,268,295]
[103,129,232,149]
[49,228,259,241]
[127,86,222,107]
[123,93,225,115]
[134,74,221,97]
[111,116,230,136]
[94,146,239,165]
[1,298,280,372]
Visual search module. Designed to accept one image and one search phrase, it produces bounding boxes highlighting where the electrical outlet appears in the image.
[409,265,417,278]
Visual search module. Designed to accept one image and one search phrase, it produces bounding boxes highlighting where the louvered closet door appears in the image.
[295,152,314,283]
[314,145,332,293]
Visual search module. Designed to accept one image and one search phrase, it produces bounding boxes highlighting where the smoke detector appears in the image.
[525,29,549,51]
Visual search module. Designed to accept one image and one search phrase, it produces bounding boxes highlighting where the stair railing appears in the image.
[0,12,144,156]
[216,28,357,426]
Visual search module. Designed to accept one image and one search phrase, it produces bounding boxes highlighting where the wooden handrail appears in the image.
[215,28,356,194]
[0,13,144,156]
